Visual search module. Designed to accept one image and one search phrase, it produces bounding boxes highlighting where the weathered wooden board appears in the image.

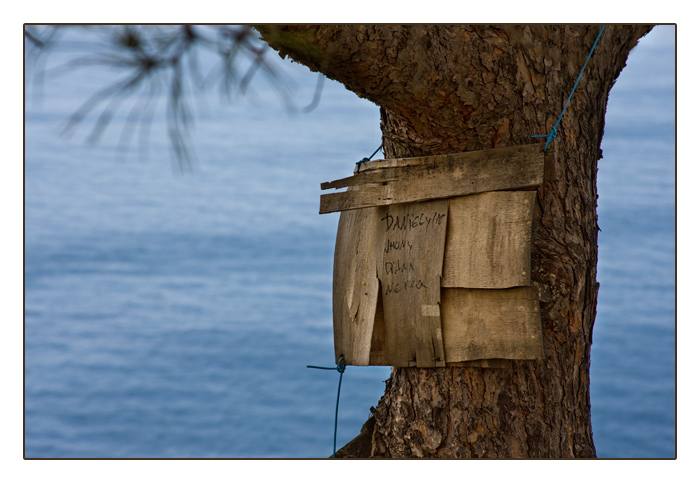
[332,206,383,366]
[442,191,537,289]
[354,143,543,175]
[329,146,545,366]
[441,287,544,361]
[319,144,544,214]
[377,199,449,367]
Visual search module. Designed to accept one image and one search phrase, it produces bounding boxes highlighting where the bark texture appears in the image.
[257,24,653,458]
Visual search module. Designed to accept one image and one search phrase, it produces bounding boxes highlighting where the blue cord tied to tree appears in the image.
[355,145,382,171]
[533,25,605,152]
[307,356,346,458]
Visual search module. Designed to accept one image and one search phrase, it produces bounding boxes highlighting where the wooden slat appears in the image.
[377,199,449,367]
[441,287,544,362]
[355,144,541,174]
[332,206,383,366]
[442,191,537,289]
[319,144,544,214]
[321,172,397,191]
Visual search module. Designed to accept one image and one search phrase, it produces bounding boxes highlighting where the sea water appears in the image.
[24,26,675,458]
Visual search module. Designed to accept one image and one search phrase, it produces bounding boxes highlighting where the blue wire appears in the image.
[533,25,605,152]
[355,145,382,171]
[307,356,346,458]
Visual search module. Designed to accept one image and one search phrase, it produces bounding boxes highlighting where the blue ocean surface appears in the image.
[591,26,675,458]
[24,26,675,458]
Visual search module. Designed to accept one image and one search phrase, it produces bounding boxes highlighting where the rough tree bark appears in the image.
[257,24,653,458]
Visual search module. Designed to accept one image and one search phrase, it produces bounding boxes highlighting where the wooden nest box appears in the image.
[320,144,547,368]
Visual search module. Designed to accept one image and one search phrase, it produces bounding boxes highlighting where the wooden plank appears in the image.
[441,287,544,362]
[319,144,544,214]
[355,144,543,174]
[332,206,383,366]
[321,172,396,191]
[442,191,537,289]
[377,199,449,367]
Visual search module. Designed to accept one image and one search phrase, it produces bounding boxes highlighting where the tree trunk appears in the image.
[258,24,653,458]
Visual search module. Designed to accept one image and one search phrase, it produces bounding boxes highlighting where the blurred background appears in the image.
[24,25,675,458]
